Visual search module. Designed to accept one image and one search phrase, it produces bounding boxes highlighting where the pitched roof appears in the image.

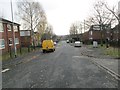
[0,18,20,26]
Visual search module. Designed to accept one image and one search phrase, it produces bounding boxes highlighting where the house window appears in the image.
[116,39,118,41]
[116,31,119,34]
[0,39,5,49]
[15,38,19,44]
[0,22,4,32]
[89,37,93,40]
[106,31,109,33]
[107,37,110,41]
[20,31,31,36]
[9,38,13,46]
[7,24,11,31]
[14,25,18,32]
[89,31,93,35]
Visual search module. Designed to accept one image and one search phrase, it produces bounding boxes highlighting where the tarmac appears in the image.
[2,44,120,81]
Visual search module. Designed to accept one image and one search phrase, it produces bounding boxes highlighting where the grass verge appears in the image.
[104,47,119,58]
[0,47,41,61]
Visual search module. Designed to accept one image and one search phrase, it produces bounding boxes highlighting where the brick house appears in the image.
[109,2,120,47]
[20,30,41,47]
[82,31,90,44]
[110,24,120,47]
[0,18,21,54]
[20,30,31,47]
[82,25,101,44]
[82,24,111,44]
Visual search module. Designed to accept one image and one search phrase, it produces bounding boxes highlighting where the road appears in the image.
[2,41,118,88]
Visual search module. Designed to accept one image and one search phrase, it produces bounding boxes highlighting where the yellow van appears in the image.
[42,40,55,53]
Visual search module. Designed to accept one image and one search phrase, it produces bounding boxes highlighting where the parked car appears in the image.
[54,42,57,46]
[74,41,82,47]
[55,40,59,43]
[42,40,55,53]
[66,40,69,43]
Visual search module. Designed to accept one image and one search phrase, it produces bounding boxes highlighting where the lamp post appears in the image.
[118,1,120,58]
[11,0,17,57]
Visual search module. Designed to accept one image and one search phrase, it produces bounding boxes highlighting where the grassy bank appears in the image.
[0,47,41,61]
[104,47,119,58]
[87,44,119,58]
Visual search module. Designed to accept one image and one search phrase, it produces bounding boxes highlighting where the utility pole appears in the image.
[118,2,120,58]
[80,24,82,42]
[84,20,85,33]
[11,0,17,57]
[100,18,103,46]
[83,20,85,44]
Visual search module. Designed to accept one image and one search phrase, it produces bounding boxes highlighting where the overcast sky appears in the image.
[0,0,119,35]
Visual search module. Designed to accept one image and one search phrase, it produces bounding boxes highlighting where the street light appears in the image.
[11,0,17,57]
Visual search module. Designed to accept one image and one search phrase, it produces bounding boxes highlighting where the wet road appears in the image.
[2,41,118,88]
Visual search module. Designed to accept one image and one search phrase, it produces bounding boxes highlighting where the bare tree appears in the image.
[16,0,46,34]
[86,0,116,46]
[45,23,53,37]
[41,23,54,41]
[104,2,120,58]
[16,0,46,49]
[37,15,47,43]
[69,23,78,35]
[94,1,112,24]
[104,2,120,23]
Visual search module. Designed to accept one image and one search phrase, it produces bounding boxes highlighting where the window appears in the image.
[107,37,110,41]
[116,31,119,34]
[15,38,19,44]
[89,31,93,35]
[0,22,4,32]
[20,31,31,36]
[0,39,5,49]
[89,37,93,40]
[14,25,18,32]
[93,25,100,30]
[106,31,109,33]
[116,39,118,41]
[7,24,11,31]
[9,38,13,46]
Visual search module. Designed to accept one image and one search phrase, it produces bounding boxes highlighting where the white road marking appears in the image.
[72,56,88,59]
[2,68,10,73]
[87,50,93,52]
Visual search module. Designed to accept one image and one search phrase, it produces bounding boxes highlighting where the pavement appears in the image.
[80,45,120,80]
[2,41,119,88]
[2,49,41,70]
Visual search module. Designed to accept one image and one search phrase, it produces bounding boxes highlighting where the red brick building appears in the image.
[110,24,120,47]
[20,30,41,48]
[20,30,31,47]
[82,24,111,44]
[0,18,21,54]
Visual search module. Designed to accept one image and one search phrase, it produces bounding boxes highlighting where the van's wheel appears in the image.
[53,49,55,52]
[52,49,54,52]
[43,50,45,53]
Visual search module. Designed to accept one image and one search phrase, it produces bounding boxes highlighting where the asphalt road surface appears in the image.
[2,41,118,88]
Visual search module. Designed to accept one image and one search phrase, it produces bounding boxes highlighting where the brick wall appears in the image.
[0,18,21,54]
